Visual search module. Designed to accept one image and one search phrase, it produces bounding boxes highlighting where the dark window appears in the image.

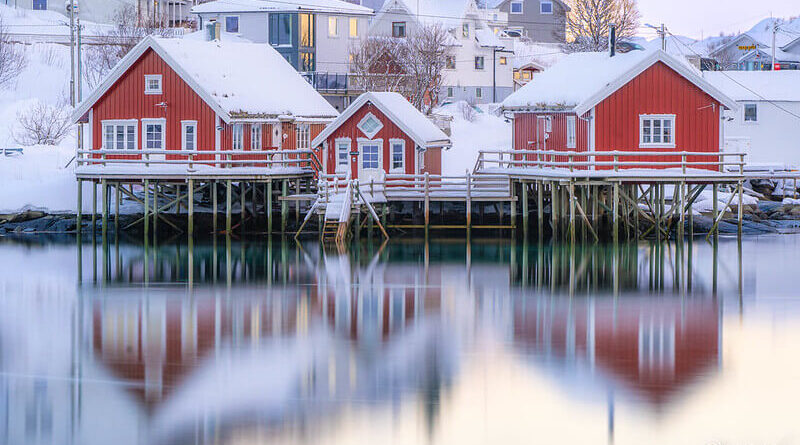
[392,22,406,38]
[540,1,553,14]
[446,56,456,69]
[269,13,293,46]
[510,1,523,14]
[33,0,47,10]
[474,56,485,70]
[744,104,758,122]
[225,16,239,33]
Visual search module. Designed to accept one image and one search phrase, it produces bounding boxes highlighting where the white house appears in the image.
[2,0,202,26]
[369,0,515,104]
[705,70,800,167]
[709,17,800,71]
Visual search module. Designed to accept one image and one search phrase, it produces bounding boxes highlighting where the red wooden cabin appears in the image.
[312,92,451,182]
[501,50,738,171]
[72,36,338,169]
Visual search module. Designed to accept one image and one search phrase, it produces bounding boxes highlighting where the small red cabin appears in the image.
[312,92,451,182]
[72,36,338,166]
[502,50,738,171]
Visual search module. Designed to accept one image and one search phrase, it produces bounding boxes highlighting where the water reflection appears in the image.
[0,235,793,445]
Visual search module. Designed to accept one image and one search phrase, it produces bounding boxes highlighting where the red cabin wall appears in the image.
[594,61,721,170]
[513,112,590,169]
[91,48,217,160]
[321,102,439,177]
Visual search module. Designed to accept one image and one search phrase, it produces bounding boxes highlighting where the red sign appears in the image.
[775,63,782,70]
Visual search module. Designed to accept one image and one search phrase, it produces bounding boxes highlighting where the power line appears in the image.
[667,29,800,122]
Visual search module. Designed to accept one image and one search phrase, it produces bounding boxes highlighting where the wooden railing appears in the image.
[76,148,323,174]
[317,171,512,201]
[474,150,747,174]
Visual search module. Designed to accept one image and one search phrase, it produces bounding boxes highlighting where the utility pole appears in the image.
[69,0,75,107]
[772,21,778,70]
[492,47,497,103]
[660,23,666,52]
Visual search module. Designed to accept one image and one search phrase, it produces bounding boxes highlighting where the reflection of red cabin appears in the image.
[312,92,451,182]
[513,298,719,405]
[72,36,336,165]
[502,51,738,171]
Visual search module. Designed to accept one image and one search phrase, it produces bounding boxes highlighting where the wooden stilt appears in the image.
[612,182,619,244]
[522,180,529,238]
[466,170,473,235]
[510,181,517,231]
[76,179,83,235]
[281,179,288,234]
[537,182,543,239]
[551,183,559,239]
[188,179,194,239]
[226,180,232,234]
[267,180,273,235]
[678,182,686,241]
[712,184,718,237]
[569,181,576,244]
[737,180,743,237]
[101,179,108,241]
[153,182,158,240]
[241,181,246,233]
[115,183,120,234]
[212,182,218,235]
[143,180,149,241]
[91,181,97,236]
[424,172,430,236]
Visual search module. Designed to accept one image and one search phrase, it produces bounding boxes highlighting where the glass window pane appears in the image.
[127,125,135,149]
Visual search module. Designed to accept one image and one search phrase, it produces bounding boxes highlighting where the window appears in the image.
[232,124,244,150]
[225,16,239,33]
[447,87,454,98]
[182,121,197,151]
[462,23,469,38]
[392,21,407,38]
[349,18,359,38]
[744,103,758,122]
[33,0,47,10]
[540,1,553,14]
[251,124,262,150]
[390,140,405,172]
[639,115,676,148]
[474,56,485,70]
[445,56,456,69]
[510,1,523,14]
[300,51,315,71]
[102,121,137,150]
[328,16,338,37]
[296,124,311,150]
[566,116,576,149]
[144,75,162,95]
[357,112,383,139]
[299,13,314,47]
[269,13,292,46]
[335,138,350,172]
[142,119,165,150]
[499,56,508,65]
[362,143,380,169]
[476,87,482,98]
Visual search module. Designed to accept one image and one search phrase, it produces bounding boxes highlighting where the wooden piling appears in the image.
[143,179,149,241]
[712,184,718,237]
[226,180,232,234]
[115,183,120,234]
[153,182,158,240]
[91,181,97,236]
[551,184,559,239]
[466,170,473,234]
[267,180,273,235]
[569,181,576,244]
[522,180,529,238]
[241,181,247,233]
[188,179,194,238]
[281,179,288,234]
[612,182,619,243]
[424,172,430,235]
[537,182,544,238]
[212,181,218,234]
[76,179,82,235]
[737,180,743,237]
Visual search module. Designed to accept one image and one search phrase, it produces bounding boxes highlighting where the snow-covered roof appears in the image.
[387,0,474,28]
[511,40,566,70]
[475,28,511,49]
[501,49,738,115]
[709,17,800,60]
[72,36,338,124]
[192,0,374,15]
[312,92,451,149]
[703,71,800,102]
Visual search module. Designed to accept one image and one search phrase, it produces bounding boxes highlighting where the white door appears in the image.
[358,140,383,184]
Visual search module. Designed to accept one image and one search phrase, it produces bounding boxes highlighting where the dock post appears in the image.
[188,179,194,239]
[510,180,517,231]
[424,173,430,237]
[466,170,472,235]
[537,182,543,239]
[212,182,218,235]
[101,179,107,241]
[241,182,247,234]
[143,179,149,242]
[281,179,288,234]
[76,179,82,235]
[568,181,576,244]
[551,184,559,240]
[712,184,718,237]
[267,180,273,235]
[678,182,686,241]
[521,180,529,238]
[153,182,158,240]
[115,183,120,235]
[226,180,232,234]
[91,180,97,236]
[737,180,743,237]
[612,182,619,244]
[655,184,662,242]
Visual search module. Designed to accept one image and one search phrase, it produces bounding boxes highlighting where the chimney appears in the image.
[609,23,617,57]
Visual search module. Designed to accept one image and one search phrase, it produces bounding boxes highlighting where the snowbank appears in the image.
[438,102,512,176]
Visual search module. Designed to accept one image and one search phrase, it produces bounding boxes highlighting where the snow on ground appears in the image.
[437,102,512,176]
[0,4,113,41]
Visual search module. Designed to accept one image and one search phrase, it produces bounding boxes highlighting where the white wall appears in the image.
[723,100,800,167]
[196,12,269,43]
[315,13,369,74]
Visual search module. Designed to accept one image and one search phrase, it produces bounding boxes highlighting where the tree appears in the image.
[564,0,641,52]
[350,24,454,113]
[83,5,174,88]
[0,19,27,89]
[15,99,72,146]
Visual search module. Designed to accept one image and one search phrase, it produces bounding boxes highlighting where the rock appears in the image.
[22,227,35,233]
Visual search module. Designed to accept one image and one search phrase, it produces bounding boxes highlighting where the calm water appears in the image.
[2,234,800,445]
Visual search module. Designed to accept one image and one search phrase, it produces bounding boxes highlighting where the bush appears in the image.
[14,100,72,146]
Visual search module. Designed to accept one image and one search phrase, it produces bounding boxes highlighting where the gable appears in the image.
[599,61,720,109]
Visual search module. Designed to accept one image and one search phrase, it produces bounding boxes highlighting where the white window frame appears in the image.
[566,116,576,149]
[540,1,553,14]
[639,114,676,148]
[510,1,524,14]
[389,139,405,173]
[181,120,197,151]
[101,119,138,150]
[251,124,262,150]
[144,75,162,95]
[225,15,240,33]
[335,137,351,173]
[349,17,359,38]
[328,16,338,38]
[141,118,166,150]
[231,123,244,150]
[357,112,384,139]
[296,123,311,150]
[743,103,758,123]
